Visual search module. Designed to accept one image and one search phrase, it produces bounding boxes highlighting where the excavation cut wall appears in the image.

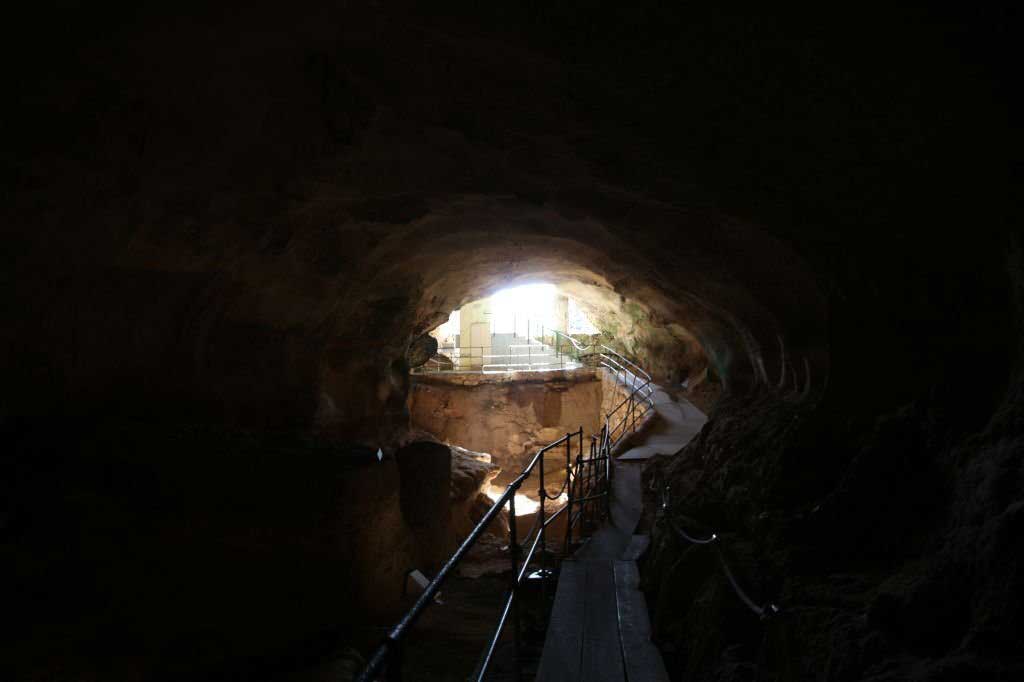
[409,369,604,485]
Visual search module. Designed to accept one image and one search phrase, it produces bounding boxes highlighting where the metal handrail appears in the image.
[599,353,644,395]
[656,480,780,620]
[654,478,794,680]
[412,343,575,374]
[599,349,656,450]
[546,328,591,357]
[412,321,598,375]
[360,351,656,681]
[552,329,588,351]
[357,427,603,682]
[601,345,652,381]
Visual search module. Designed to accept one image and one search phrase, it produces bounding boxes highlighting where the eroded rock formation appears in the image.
[409,369,604,486]
[449,444,502,540]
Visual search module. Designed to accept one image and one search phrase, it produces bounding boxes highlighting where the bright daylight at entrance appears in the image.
[421,283,599,374]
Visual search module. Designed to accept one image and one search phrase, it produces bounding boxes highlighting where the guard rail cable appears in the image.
[599,346,655,446]
[655,475,794,681]
[357,349,656,681]
[546,328,588,357]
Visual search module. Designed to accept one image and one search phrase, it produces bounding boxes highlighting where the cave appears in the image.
[3,3,1020,681]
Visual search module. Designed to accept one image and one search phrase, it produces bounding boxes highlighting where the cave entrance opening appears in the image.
[410,282,611,501]
[409,368,605,499]
[418,282,600,374]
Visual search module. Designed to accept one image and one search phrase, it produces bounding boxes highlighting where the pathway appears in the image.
[535,385,707,681]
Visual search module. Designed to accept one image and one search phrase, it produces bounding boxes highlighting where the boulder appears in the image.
[406,334,439,368]
[395,441,454,571]
[450,445,502,539]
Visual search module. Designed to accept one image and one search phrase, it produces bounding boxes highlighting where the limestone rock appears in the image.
[409,369,603,486]
[396,441,455,572]
[450,445,502,539]
[407,334,439,368]
[450,445,501,503]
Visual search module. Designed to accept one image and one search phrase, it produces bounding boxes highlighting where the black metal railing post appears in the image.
[507,494,522,680]
[563,433,572,552]
[589,446,598,532]
[605,424,613,520]
[538,448,547,596]
[565,450,574,554]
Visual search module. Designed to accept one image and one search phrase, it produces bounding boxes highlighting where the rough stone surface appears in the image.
[449,445,502,539]
[642,336,1024,681]
[395,441,455,572]
[407,334,439,369]
[2,423,418,680]
[409,369,604,486]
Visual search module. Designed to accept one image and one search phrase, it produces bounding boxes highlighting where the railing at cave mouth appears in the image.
[412,322,596,374]
[357,349,655,682]
[598,345,656,443]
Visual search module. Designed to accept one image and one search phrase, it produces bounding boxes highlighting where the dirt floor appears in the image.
[352,571,557,681]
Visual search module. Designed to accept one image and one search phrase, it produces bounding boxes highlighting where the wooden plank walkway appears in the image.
[535,555,668,682]
[535,561,587,680]
[536,388,705,681]
[614,560,670,682]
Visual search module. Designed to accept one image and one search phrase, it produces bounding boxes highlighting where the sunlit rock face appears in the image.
[2,2,1017,680]
[409,369,604,487]
[449,445,502,540]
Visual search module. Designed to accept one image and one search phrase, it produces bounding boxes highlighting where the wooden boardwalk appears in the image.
[536,388,706,681]
[535,551,670,682]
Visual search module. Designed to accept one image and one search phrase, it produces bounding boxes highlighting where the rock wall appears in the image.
[1,423,507,680]
[449,445,502,540]
[641,244,1024,681]
[2,421,422,680]
[395,441,455,572]
[409,369,604,486]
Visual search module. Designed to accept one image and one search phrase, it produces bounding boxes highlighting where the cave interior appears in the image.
[2,2,1021,681]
